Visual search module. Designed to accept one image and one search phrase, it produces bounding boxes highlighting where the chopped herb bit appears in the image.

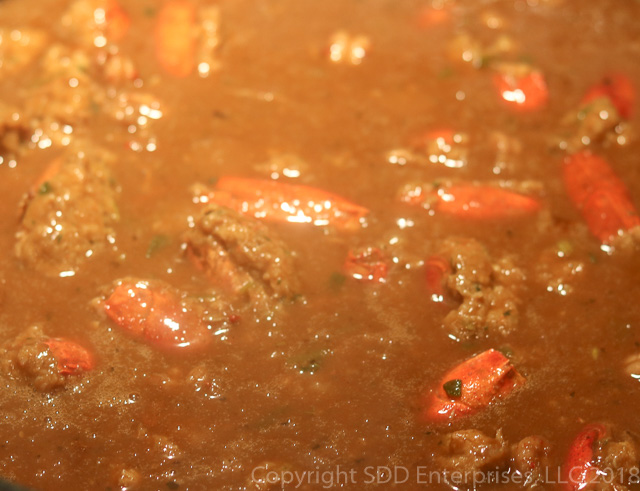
[438,67,454,79]
[557,240,573,256]
[287,348,330,374]
[503,310,511,317]
[478,55,495,69]
[38,181,52,195]
[518,54,534,64]
[588,253,598,264]
[166,481,179,490]
[144,6,157,17]
[146,234,170,258]
[498,346,513,358]
[443,379,462,398]
[474,283,482,292]
[329,272,346,290]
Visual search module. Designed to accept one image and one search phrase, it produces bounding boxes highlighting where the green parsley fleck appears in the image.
[443,379,462,398]
[38,181,52,195]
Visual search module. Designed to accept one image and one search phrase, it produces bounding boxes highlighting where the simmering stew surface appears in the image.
[1,0,640,489]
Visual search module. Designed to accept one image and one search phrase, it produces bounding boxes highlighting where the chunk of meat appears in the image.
[23,44,98,131]
[104,278,213,351]
[558,96,624,153]
[511,436,551,487]
[0,326,94,391]
[534,245,585,296]
[0,28,47,78]
[436,430,552,487]
[184,204,300,313]
[15,145,119,277]
[422,349,525,422]
[428,238,524,340]
[436,429,510,474]
[0,101,31,159]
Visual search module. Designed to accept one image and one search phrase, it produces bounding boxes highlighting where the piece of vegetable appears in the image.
[154,0,196,77]
[562,423,607,491]
[582,73,634,120]
[563,151,640,244]
[44,338,94,375]
[343,247,387,282]
[104,279,211,351]
[421,349,525,422]
[198,177,369,230]
[493,70,548,111]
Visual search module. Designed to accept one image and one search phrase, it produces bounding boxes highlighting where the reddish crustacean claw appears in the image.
[155,0,196,77]
[563,151,640,244]
[344,247,388,282]
[44,338,94,375]
[421,349,525,422]
[401,183,541,219]
[582,73,635,120]
[425,254,451,300]
[105,0,131,43]
[104,279,211,351]
[562,423,607,491]
[198,177,369,230]
[493,70,549,111]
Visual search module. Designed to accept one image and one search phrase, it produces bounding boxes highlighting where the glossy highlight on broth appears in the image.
[0,0,640,490]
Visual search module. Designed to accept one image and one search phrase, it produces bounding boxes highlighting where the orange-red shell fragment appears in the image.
[200,176,369,230]
[421,349,525,422]
[563,151,640,244]
[561,423,607,491]
[44,338,95,375]
[104,280,211,351]
[493,70,548,111]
